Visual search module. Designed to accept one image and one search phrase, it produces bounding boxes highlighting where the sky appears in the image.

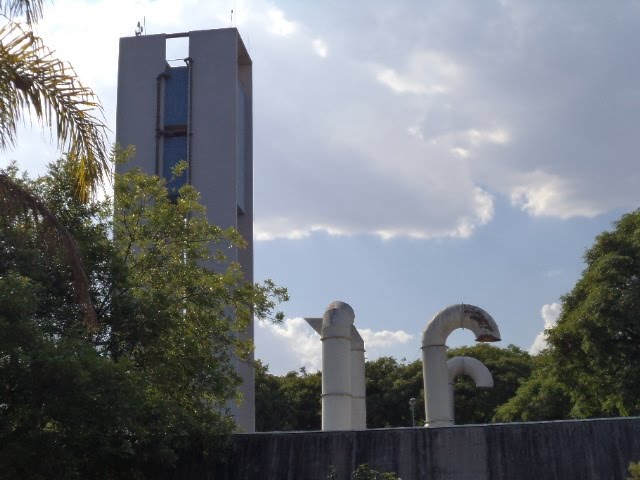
[2,0,639,375]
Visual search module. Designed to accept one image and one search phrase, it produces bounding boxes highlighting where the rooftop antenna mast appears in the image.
[135,16,146,36]
[230,9,234,27]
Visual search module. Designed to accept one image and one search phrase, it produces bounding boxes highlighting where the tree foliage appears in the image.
[0,167,96,327]
[326,464,398,480]
[256,345,533,430]
[492,353,572,422]
[629,461,640,480]
[365,345,533,428]
[1,0,45,26]
[0,0,109,201]
[0,159,286,477]
[545,210,640,418]
[352,464,399,480]
[0,0,109,335]
[255,361,321,431]
[497,209,640,422]
[366,356,424,428]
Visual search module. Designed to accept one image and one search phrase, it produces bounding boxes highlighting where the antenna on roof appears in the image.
[230,9,234,27]
[135,16,145,36]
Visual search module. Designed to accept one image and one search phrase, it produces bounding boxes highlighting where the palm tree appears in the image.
[0,1,109,201]
[0,0,109,327]
[0,173,97,327]
[1,0,45,26]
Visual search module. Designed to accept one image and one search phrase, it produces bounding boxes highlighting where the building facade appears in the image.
[115,28,254,431]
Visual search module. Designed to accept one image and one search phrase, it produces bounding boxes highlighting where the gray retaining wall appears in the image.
[174,417,640,479]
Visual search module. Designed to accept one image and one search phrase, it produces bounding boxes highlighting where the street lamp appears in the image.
[409,397,416,427]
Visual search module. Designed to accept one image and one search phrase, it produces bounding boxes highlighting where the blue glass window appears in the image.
[164,66,188,126]
[161,65,189,200]
[162,135,188,198]
[236,83,247,213]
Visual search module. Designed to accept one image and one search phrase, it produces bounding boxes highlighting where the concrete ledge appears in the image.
[175,417,640,479]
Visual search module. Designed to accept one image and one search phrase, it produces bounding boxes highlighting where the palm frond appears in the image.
[0,0,46,26]
[0,171,97,329]
[0,20,109,201]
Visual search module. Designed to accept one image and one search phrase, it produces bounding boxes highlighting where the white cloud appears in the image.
[359,329,413,348]
[257,318,322,372]
[407,125,424,140]
[376,52,459,96]
[510,171,603,219]
[255,184,494,241]
[529,303,561,354]
[377,68,439,95]
[467,128,510,146]
[256,318,417,374]
[266,7,297,37]
[10,0,640,242]
[254,218,312,241]
[312,38,328,58]
[451,147,470,158]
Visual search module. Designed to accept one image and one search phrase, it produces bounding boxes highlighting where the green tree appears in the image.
[255,360,289,431]
[255,361,321,431]
[366,357,424,428]
[279,367,322,430]
[628,461,640,480]
[256,347,532,430]
[353,464,399,480]
[326,464,399,480]
[364,346,532,428]
[493,353,572,422]
[545,209,640,418]
[496,209,640,422]
[256,357,422,431]
[0,159,286,477]
[0,0,110,332]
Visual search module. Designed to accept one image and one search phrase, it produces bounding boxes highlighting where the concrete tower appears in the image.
[115,28,254,431]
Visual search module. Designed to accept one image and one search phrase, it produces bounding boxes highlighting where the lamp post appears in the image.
[409,397,416,427]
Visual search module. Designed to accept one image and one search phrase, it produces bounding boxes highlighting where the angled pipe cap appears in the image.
[322,301,354,338]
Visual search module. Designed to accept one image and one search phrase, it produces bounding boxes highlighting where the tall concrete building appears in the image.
[115,28,254,431]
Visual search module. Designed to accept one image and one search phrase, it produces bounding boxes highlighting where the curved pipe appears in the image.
[422,304,501,347]
[446,356,494,425]
[447,356,493,388]
[422,304,500,427]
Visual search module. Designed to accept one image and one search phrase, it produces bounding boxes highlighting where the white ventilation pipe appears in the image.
[447,356,494,423]
[305,302,366,430]
[321,301,354,430]
[422,304,500,427]
[350,326,366,430]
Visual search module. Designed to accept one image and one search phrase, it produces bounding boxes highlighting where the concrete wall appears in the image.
[191,418,640,480]
[116,34,167,173]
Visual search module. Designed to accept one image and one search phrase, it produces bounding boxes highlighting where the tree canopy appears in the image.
[255,361,321,431]
[546,209,640,418]
[493,354,572,422]
[365,356,424,428]
[0,0,111,336]
[497,209,640,422]
[255,344,533,430]
[0,158,286,478]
